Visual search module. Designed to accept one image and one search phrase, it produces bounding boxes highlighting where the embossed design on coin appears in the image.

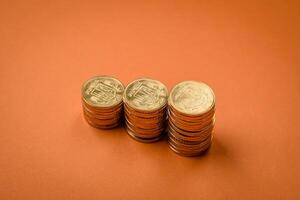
[169,81,215,115]
[124,79,168,111]
[82,76,124,107]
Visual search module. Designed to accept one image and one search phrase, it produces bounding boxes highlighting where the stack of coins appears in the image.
[167,81,215,156]
[123,78,168,143]
[82,76,124,129]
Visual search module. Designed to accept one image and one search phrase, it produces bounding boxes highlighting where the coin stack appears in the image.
[167,81,216,156]
[82,76,124,129]
[123,78,168,143]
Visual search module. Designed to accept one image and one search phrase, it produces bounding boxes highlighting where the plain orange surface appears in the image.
[0,1,299,199]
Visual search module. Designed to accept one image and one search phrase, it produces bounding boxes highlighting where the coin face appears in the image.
[82,76,124,108]
[124,78,168,112]
[169,81,215,115]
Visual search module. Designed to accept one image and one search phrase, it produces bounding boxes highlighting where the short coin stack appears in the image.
[167,81,215,156]
[123,78,168,143]
[82,76,124,129]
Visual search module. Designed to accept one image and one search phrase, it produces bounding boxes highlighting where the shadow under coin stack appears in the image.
[123,78,168,143]
[82,76,124,129]
[167,81,216,156]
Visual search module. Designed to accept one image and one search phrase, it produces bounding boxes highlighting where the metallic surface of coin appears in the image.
[124,78,168,112]
[169,81,215,116]
[82,76,124,108]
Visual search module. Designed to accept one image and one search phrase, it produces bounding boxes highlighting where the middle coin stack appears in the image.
[123,78,168,143]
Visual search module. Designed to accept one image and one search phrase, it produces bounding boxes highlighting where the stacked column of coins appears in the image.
[123,78,168,143]
[167,81,216,156]
[82,76,124,129]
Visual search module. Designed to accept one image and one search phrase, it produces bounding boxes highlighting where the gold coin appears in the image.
[125,126,163,143]
[83,113,121,129]
[82,76,124,108]
[125,119,165,134]
[125,121,164,138]
[82,103,123,119]
[168,104,215,121]
[82,98,123,113]
[124,103,167,118]
[168,114,215,132]
[168,81,215,116]
[123,78,168,112]
[168,121,213,141]
[83,108,121,121]
[168,141,211,157]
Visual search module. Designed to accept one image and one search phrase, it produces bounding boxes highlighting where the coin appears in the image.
[123,78,168,112]
[82,76,124,129]
[123,78,168,142]
[168,81,215,116]
[126,126,164,143]
[167,80,216,156]
[82,76,124,108]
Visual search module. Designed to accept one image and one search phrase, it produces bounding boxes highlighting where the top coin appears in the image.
[82,76,124,108]
[124,78,168,112]
[168,81,215,115]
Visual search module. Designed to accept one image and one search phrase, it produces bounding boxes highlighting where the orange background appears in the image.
[0,0,299,199]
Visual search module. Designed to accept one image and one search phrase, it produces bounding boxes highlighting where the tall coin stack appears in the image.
[123,78,168,143]
[82,76,124,129]
[167,81,215,156]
